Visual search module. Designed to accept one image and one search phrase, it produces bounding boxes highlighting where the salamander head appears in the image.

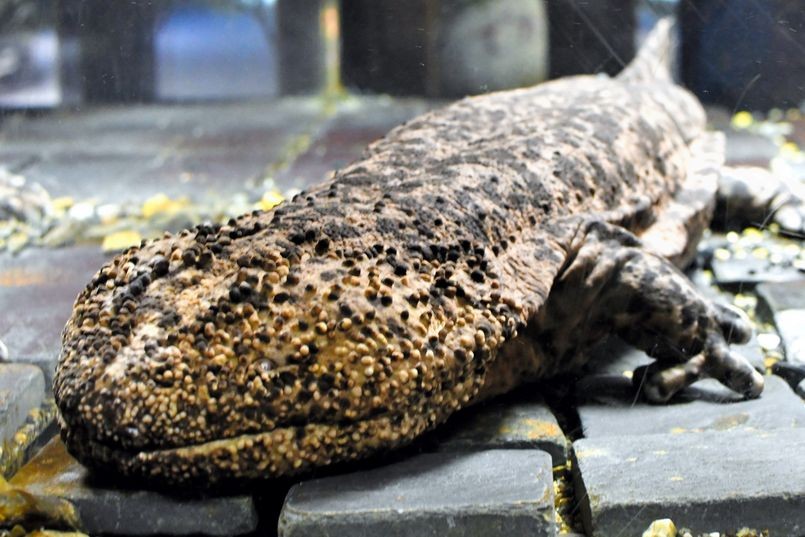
[55,208,510,485]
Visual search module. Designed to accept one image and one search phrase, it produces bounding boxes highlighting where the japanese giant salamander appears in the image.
[55,20,764,486]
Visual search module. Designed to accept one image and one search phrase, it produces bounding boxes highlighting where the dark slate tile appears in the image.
[710,256,802,289]
[757,280,805,365]
[1,100,326,205]
[572,428,805,536]
[278,450,556,537]
[0,363,45,444]
[724,128,779,167]
[435,396,568,466]
[771,309,805,365]
[772,361,805,392]
[757,279,805,313]
[0,246,110,389]
[10,438,258,536]
[577,375,804,438]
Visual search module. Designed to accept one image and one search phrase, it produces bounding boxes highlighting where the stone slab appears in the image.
[577,374,804,438]
[772,361,805,392]
[757,281,805,364]
[768,309,805,364]
[0,100,325,204]
[757,279,805,313]
[710,256,803,289]
[435,396,567,466]
[11,438,258,536]
[278,450,556,537]
[572,428,805,536]
[0,363,45,444]
[0,246,111,389]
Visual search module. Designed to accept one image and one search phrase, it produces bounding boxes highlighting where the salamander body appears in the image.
[54,21,763,486]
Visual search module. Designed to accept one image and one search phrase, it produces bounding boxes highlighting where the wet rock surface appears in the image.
[577,369,804,438]
[772,361,805,393]
[0,364,45,446]
[434,393,567,466]
[572,428,805,536]
[710,255,804,288]
[10,438,259,536]
[0,246,111,390]
[278,450,556,537]
[757,280,805,364]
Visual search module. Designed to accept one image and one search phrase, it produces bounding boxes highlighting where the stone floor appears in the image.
[0,96,803,537]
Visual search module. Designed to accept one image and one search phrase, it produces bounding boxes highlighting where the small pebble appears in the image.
[642,518,676,537]
[757,332,781,350]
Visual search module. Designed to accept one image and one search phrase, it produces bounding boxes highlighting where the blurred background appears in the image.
[0,0,803,258]
[0,0,802,110]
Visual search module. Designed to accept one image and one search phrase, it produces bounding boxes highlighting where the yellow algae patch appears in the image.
[712,413,749,431]
[0,474,81,532]
[575,447,606,459]
[522,418,563,440]
[763,356,780,370]
[780,141,801,159]
[642,518,676,537]
[731,110,754,129]
[141,193,189,219]
[257,190,285,211]
[28,531,89,537]
[50,197,74,214]
[0,268,47,288]
[101,230,142,252]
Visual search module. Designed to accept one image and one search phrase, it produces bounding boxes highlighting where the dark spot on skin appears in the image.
[182,250,196,267]
[151,256,169,277]
[198,251,213,268]
[315,239,330,255]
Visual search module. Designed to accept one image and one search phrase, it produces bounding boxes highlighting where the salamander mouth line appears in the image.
[75,411,398,455]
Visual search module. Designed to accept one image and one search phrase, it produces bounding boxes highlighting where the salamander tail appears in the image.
[618,17,676,83]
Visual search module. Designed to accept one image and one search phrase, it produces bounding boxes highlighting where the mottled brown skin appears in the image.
[55,23,764,486]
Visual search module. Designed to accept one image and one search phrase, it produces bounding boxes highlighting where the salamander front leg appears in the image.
[557,221,764,402]
[604,245,763,402]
